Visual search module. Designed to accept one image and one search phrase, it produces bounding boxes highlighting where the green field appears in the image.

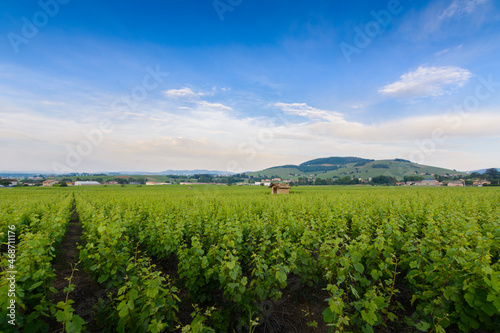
[1,186,499,332]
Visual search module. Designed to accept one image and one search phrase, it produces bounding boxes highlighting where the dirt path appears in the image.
[47,200,106,332]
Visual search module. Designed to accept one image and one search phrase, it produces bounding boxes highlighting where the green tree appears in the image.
[468,172,481,179]
[115,178,128,184]
[404,175,424,182]
[314,177,326,185]
[335,176,353,185]
[297,177,310,185]
[485,168,499,179]
[0,179,12,186]
[371,175,397,185]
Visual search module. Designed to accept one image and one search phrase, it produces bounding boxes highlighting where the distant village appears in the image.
[0,169,497,188]
[243,177,491,187]
[0,178,172,187]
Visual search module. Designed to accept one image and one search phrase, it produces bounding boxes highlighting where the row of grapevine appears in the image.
[0,189,73,331]
[0,189,70,243]
[2,185,498,332]
[67,185,499,332]
[75,191,180,332]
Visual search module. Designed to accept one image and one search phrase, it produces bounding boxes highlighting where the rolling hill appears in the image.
[246,157,465,180]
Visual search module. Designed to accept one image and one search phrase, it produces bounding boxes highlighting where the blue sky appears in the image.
[1,0,499,173]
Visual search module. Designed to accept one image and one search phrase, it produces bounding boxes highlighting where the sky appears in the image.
[1,0,499,173]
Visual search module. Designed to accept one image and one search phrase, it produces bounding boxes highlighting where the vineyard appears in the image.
[1,185,499,332]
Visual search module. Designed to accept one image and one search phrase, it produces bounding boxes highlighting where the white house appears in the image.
[74,181,101,186]
[253,181,271,186]
[0,178,18,186]
[447,180,464,187]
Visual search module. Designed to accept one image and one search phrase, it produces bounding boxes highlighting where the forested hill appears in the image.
[246,157,463,180]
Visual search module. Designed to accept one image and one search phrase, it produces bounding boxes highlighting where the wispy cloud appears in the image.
[435,45,463,57]
[397,0,494,42]
[378,66,472,98]
[197,100,233,112]
[307,111,500,142]
[435,48,450,56]
[440,0,490,19]
[40,100,66,106]
[164,87,199,99]
[274,102,345,123]
[2,95,499,172]
[163,86,232,112]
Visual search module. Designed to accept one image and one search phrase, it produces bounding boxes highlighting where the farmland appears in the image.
[1,185,499,332]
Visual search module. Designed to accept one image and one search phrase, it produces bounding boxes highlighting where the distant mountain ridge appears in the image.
[468,168,500,174]
[160,170,235,176]
[0,170,235,177]
[1,161,497,178]
[111,170,235,176]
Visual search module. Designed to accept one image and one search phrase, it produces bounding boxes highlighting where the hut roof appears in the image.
[269,183,290,189]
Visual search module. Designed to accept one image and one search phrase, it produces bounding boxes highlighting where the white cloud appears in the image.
[40,100,66,106]
[440,0,489,18]
[2,100,500,172]
[274,102,345,122]
[435,45,463,57]
[378,66,472,98]
[2,67,499,173]
[398,0,492,40]
[435,48,450,56]
[163,87,232,112]
[306,111,500,142]
[0,109,83,145]
[164,87,199,99]
[196,100,233,112]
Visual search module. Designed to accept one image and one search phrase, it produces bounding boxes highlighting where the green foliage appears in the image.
[0,179,13,186]
[0,192,73,331]
[404,175,425,182]
[77,194,180,332]
[371,164,390,169]
[371,175,397,185]
[1,185,499,332]
[177,305,216,333]
[53,263,85,333]
[113,257,179,333]
[485,168,499,179]
[300,156,373,166]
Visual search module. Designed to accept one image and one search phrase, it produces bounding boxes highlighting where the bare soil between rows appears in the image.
[46,201,106,332]
[42,202,491,333]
